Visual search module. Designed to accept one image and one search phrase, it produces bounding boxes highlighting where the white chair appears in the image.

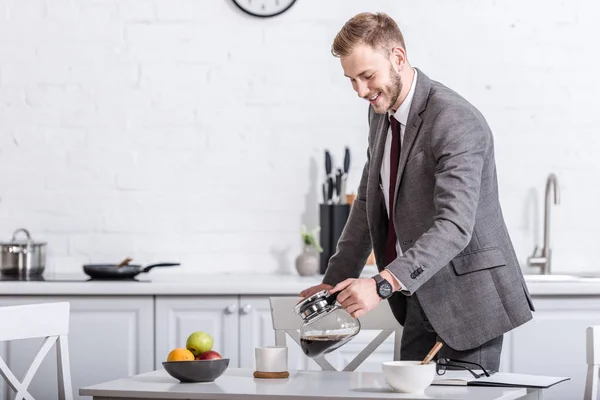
[585,326,600,400]
[0,302,73,400]
[269,296,402,371]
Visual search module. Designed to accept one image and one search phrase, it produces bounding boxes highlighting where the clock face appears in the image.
[232,0,297,18]
[380,281,392,298]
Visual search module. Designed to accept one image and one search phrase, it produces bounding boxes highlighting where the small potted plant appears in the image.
[295,226,322,276]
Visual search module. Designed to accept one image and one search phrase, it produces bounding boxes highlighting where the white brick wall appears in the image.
[0,0,599,276]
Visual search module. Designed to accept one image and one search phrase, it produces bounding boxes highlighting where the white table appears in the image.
[80,368,543,400]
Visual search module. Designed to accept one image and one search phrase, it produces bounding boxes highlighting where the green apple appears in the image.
[186,331,213,357]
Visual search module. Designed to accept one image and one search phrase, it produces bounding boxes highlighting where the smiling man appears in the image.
[300,12,534,371]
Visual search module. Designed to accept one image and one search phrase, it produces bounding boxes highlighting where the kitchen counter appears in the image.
[1,270,600,296]
[80,368,540,400]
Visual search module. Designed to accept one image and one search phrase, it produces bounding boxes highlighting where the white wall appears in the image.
[0,0,598,275]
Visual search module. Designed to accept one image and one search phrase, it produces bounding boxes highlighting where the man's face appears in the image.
[341,43,403,114]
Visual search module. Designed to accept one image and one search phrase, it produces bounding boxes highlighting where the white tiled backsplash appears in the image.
[0,0,598,275]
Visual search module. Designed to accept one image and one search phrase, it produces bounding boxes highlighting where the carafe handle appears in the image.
[326,290,339,305]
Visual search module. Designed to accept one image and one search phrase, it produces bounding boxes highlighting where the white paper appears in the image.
[472,373,570,388]
[432,371,570,388]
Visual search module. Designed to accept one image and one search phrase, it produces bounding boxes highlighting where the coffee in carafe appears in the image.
[300,334,354,357]
[294,290,360,358]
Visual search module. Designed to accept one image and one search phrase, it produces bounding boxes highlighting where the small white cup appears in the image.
[255,346,288,373]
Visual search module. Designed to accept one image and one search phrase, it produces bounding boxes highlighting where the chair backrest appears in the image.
[269,296,402,371]
[585,326,600,400]
[0,302,73,400]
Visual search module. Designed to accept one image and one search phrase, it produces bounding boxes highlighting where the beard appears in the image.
[372,65,403,114]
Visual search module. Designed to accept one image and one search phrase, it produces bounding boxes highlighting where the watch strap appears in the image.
[372,273,385,285]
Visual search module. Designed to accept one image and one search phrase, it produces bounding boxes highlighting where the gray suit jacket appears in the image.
[323,69,534,351]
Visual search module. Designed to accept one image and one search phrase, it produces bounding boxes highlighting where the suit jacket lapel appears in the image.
[370,114,388,187]
[393,68,431,204]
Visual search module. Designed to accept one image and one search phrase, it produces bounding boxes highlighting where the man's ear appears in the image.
[390,47,407,72]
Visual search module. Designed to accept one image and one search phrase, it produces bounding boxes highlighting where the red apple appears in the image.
[196,350,222,360]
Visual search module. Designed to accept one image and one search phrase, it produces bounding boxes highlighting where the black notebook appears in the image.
[432,371,570,388]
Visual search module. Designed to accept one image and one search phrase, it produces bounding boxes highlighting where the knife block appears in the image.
[319,204,350,274]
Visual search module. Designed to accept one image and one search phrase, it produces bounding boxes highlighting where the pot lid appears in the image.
[0,228,46,246]
[294,289,338,323]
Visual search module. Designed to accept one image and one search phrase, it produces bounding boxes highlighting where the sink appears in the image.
[525,274,600,282]
[525,274,579,282]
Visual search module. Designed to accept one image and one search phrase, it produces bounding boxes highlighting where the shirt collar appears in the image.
[388,69,418,126]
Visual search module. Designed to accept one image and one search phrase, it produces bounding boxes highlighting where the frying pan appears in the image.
[83,262,180,279]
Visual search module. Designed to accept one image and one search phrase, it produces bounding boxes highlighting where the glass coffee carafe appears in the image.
[294,290,361,358]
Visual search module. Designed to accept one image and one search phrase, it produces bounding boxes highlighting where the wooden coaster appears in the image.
[253,371,290,379]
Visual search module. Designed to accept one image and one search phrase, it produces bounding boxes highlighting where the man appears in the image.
[300,12,534,371]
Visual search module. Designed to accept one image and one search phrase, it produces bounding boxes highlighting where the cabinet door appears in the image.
[506,297,600,400]
[155,296,239,368]
[238,296,276,368]
[0,296,154,400]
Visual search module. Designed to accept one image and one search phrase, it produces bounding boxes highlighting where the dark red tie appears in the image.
[385,115,401,266]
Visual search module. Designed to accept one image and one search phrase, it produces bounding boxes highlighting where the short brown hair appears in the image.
[331,12,406,58]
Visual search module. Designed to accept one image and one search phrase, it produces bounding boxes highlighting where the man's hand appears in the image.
[330,278,380,318]
[299,283,333,299]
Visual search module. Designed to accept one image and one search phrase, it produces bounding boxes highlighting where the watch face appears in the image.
[232,0,297,18]
[379,281,393,298]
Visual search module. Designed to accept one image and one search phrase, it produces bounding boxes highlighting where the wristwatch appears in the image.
[372,274,393,299]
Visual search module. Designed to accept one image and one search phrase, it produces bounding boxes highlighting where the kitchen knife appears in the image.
[335,169,342,204]
[327,176,334,204]
[325,150,332,178]
[324,150,334,204]
[343,147,350,174]
[339,147,351,204]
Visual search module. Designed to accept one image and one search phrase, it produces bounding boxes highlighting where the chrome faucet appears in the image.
[527,173,560,274]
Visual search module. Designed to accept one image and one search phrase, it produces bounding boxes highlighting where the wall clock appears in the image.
[232,0,297,18]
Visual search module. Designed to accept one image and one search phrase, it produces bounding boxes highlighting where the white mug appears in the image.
[255,346,288,372]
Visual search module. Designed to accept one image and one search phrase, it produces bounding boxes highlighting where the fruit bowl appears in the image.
[162,358,230,383]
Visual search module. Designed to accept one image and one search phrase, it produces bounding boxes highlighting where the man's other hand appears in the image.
[299,283,333,299]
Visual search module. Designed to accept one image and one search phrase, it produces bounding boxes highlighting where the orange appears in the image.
[167,348,195,362]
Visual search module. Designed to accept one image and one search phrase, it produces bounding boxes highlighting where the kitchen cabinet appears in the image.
[155,296,240,367]
[0,296,154,400]
[155,296,281,369]
[500,296,600,400]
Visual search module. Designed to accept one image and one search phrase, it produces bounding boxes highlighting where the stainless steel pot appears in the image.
[0,228,47,276]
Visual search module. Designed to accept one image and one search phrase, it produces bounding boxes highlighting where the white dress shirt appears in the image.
[379,70,418,289]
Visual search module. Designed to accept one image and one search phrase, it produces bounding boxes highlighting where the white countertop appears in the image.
[79,368,533,400]
[1,270,600,296]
